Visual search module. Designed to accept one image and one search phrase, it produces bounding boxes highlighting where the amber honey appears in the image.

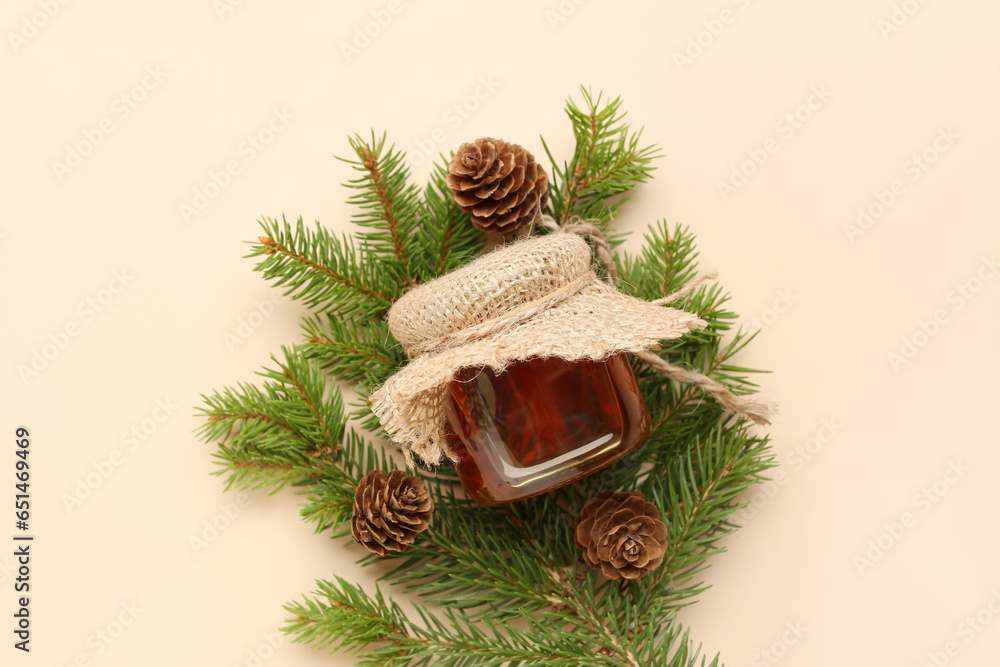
[444,355,649,505]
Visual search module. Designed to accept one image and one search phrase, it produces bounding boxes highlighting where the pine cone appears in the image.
[446,137,549,235]
[351,469,433,556]
[574,490,668,580]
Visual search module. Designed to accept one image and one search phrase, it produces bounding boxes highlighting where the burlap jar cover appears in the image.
[367,231,770,467]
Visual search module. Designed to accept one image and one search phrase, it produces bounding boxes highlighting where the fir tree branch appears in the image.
[411,156,484,282]
[618,221,699,303]
[285,576,719,666]
[543,86,660,227]
[633,424,773,615]
[284,578,410,656]
[360,488,563,618]
[342,132,423,288]
[647,329,764,435]
[251,215,397,319]
[195,345,368,494]
[298,431,398,538]
[300,313,406,390]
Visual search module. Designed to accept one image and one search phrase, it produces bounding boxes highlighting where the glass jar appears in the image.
[444,354,650,505]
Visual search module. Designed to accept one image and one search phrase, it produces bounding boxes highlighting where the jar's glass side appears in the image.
[445,355,649,505]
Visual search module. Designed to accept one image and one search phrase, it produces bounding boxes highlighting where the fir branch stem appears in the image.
[546,572,641,667]
[635,455,739,614]
[212,409,357,490]
[358,144,415,287]
[561,143,592,225]
[291,596,621,666]
[209,409,297,434]
[303,334,395,366]
[260,232,394,305]
[434,210,459,274]
[559,103,600,222]
[228,460,324,480]
[280,368,337,455]
[420,529,554,608]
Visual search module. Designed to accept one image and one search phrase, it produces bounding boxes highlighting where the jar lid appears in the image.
[388,232,592,355]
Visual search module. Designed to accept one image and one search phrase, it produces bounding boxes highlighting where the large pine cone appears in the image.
[446,137,549,235]
[351,469,433,556]
[574,490,668,580]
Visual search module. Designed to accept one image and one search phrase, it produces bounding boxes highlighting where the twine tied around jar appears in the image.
[369,217,772,467]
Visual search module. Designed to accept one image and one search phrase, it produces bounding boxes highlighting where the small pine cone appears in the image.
[446,137,549,235]
[351,469,433,556]
[574,490,668,580]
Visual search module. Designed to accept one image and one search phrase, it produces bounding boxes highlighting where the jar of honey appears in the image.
[369,232,703,505]
[444,354,650,505]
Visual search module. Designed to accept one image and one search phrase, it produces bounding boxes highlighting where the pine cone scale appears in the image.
[445,175,476,191]
[490,176,517,200]
[472,200,503,218]
[474,179,503,199]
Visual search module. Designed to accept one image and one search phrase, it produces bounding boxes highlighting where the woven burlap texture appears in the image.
[368,232,707,467]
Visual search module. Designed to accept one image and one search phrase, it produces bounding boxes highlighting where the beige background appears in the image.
[4,1,999,665]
